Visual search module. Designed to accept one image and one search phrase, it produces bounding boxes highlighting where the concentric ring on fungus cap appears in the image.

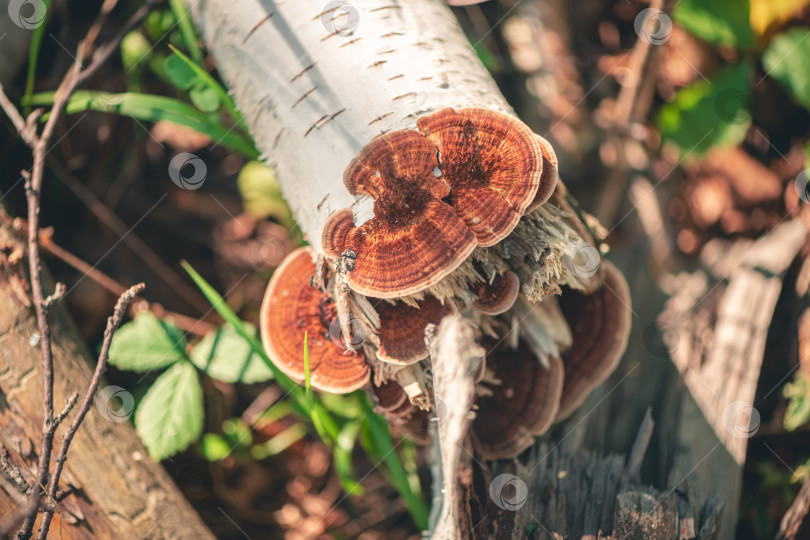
[259,246,370,393]
[322,108,553,298]
[554,260,632,421]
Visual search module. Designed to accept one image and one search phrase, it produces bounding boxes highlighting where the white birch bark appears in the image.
[187,0,509,251]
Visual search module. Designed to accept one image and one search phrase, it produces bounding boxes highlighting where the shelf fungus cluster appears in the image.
[260,107,631,459]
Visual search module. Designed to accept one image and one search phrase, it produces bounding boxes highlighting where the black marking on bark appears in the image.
[380,31,405,38]
[273,128,284,149]
[368,60,387,69]
[317,194,330,211]
[377,49,396,55]
[292,87,317,109]
[313,6,340,20]
[339,37,363,48]
[321,32,337,41]
[370,5,401,12]
[387,74,404,81]
[290,63,316,83]
[418,76,433,81]
[243,13,273,44]
[368,112,393,125]
[392,92,416,101]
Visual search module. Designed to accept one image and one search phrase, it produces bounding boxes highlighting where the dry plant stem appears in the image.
[35,284,145,539]
[45,156,210,313]
[0,3,157,537]
[39,232,213,335]
[594,0,667,225]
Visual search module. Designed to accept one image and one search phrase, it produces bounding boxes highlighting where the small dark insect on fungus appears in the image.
[473,339,564,460]
[555,261,632,421]
[322,107,553,298]
[260,246,370,393]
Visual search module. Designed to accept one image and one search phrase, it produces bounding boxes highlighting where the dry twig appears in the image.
[0,1,159,537]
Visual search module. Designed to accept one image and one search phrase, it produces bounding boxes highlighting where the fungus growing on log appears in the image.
[471,270,520,315]
[322,108,552,298]
[375,295,456,364]
[555,261,632,420]
[473,340,564,460]
[527,135,560,211]
[416,107,546,245]
[322,130,477,298]
[260,246,370,393]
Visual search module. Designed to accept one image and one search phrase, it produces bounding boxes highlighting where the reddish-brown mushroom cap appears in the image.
[527,135,559,212]
[260,246,370,393]
[555,261,631,421]
[372,380,409,413]
[375,296,455,364]
[472,270,521,315]
[473,340,564,460]
[416,107,543,246]
[321,130,477,298]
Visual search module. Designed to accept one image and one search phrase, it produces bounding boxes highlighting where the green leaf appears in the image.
[167,45,246,128]
[750,0,810,36]
[763,28,810,110]
[675,0,754,48]
[108,311,187,372]
[784,372,810,431]
[189,323,273,383]
[121,31,153,72]
[164,54,198,90]
[237,161,293,224]
[28,90,258,159]
[136,361,205,460]
[658,62,752,155]
[200,433,232,461]
[189,83,221,112]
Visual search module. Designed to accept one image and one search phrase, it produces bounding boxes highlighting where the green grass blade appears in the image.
[167,44,246,127]
[181,261,339,443]
[168,0,204,64]
[29,90,258,158]
[23,0,51,116]
[359,394,428,529]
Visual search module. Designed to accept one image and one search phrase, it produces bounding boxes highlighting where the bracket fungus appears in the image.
[471,270,520,315]
[260,109,630,459]
[260,246,370,393]
[374,295,456,364]
[555,261,632,421]
[322,107,554,299]
[473,340,564,460]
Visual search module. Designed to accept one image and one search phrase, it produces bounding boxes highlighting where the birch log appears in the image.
[187,0,507,251]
